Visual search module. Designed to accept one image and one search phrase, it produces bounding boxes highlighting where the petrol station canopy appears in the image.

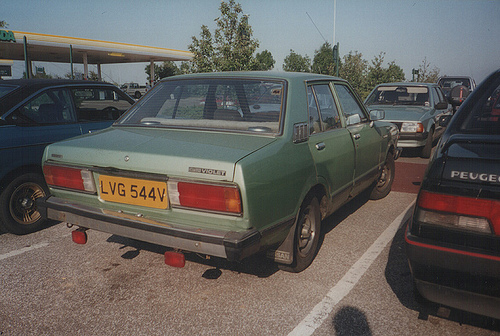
[0,30,193,80]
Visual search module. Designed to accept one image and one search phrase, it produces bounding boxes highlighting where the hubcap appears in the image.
[377,165,389,188]
[9,182,46,225]
[298,208,316,255]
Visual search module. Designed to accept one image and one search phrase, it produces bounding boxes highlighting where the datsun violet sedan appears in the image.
[38,72,400,272]
[365,83,451,158]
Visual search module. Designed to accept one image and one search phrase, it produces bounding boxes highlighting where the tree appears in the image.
[252,50,275,70]
[417,57,440,83]
[144,61,180,82]
[366,52,387,89]
[339,51,367,97]
[385,61,405,83]
[365,52,406,98]
[283,49,311,72]
[312,42,334,75]
[189,25,215,73]
[188,0,259,73]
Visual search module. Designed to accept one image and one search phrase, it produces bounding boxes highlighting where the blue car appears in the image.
[0,79,134,234]
[365,83,452,158]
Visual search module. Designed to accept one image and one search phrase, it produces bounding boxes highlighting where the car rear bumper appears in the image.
[37,196,262,262]
[405,225,500,319]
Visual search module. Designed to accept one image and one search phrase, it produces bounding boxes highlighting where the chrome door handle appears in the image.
[315,142,326,150]
[353,134,361,140]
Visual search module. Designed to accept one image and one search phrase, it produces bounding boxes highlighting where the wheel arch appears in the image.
[0,164,44,192]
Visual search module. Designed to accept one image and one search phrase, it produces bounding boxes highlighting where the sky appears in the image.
[2,0,499,85]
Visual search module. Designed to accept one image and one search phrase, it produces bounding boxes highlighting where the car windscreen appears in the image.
[365,86,429,106]
[0,85,18,99]
[458,81,500,134]
[117,78,284,135]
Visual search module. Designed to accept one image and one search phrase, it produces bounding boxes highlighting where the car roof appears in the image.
[0,78,114,89]
[375,82,437,87]
[159,71,346,83]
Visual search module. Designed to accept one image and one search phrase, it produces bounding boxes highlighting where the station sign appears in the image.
[0,30,16,42]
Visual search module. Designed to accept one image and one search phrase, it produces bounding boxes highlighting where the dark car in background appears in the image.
[365,82,452,158]
[0,79,134,235]
[406,69,500,320]
[437,76,476,112]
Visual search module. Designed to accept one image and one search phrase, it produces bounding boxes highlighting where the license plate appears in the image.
[99,175,168,209]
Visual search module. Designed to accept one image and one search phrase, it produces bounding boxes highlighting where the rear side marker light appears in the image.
[165,251,185,268]
[417,190,499,235]
[43,164,96,193]
[72,229,88,244]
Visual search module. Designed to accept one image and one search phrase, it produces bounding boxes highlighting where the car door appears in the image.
[73,86,133,134]
[333,83,382,196]
[307,83,355,211]
[3,88,81,171]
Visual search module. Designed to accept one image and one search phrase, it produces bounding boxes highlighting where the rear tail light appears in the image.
[167,180,242,215]
[416,190,500,235]
[43,164,96,193]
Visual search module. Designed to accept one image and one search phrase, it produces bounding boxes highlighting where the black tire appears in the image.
[421,128,434,158]
[134,91,141,99]
[279,197,321,273]
[369,154,395,200]
[0,173,50,235]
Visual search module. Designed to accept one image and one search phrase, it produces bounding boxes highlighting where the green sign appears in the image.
[0,30,16,42]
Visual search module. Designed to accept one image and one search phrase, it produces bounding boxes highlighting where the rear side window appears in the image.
[0,85,17,99]
[307,84,341,134]
[10,88,75,124]
[72,87,132,122]
[459,81,500,134]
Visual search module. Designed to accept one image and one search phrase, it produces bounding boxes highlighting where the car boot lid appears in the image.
[44,127,277,182]
[441,134,500,186]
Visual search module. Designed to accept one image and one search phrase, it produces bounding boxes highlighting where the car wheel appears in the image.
[279,197,321,273]
[421,129,434,158]
[0,173,50,235]
[369,154,395,200]
[134,91,141,99]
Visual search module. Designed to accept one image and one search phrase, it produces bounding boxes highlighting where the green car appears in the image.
[365,82,452,158]
[38,72,400,272]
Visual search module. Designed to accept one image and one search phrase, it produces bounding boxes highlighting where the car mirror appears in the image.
[369,109,385,121]
[438,115,452,127]
[346,114,361,126]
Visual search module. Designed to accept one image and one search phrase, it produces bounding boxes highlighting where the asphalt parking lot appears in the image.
[1,150,499,335]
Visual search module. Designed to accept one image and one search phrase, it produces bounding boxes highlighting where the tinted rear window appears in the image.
[0,85,18,99]
[458,81,500,134]
[118,78,284,134]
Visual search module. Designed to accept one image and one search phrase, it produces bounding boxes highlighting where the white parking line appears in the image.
[288,201,415,336]
[0,242,49,261]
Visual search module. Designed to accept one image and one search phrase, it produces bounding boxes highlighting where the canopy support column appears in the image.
[83,52,88,80]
